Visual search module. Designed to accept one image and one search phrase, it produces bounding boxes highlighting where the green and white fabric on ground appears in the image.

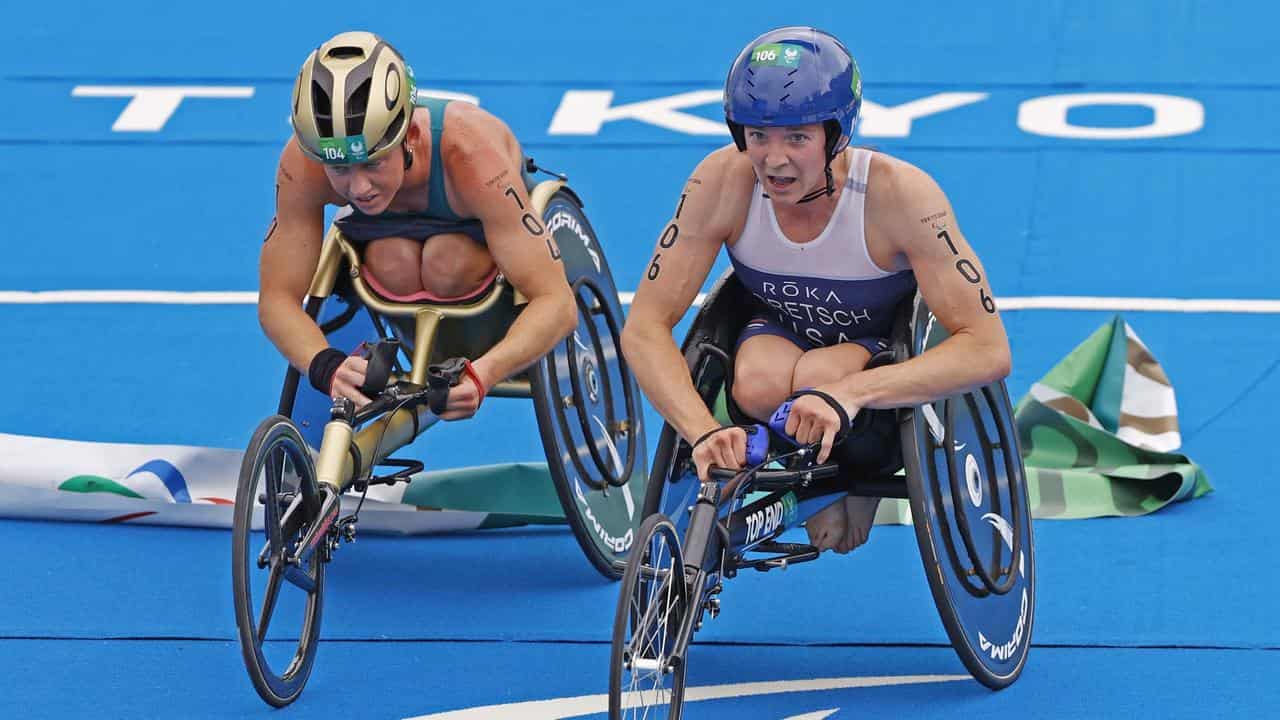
[401,463,565,529]
[1015,315,1213,519]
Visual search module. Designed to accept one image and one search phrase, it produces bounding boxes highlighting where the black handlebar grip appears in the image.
[426,358,467,415]
[708,467,740,481]
[358,339,401,398]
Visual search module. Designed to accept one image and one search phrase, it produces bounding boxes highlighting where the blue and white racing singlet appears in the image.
[728,149,917,352]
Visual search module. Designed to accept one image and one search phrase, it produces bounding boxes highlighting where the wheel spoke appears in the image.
[622,688,671,716]
[628,559,665,659]
[256,561,285,643]
[262,445,286,558]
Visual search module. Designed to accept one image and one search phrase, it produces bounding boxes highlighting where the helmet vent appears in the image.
[346,78,372,136]
[326,46,366,60]
[779,94,791,103]
[373,108,406,154]
[311,84,333,136]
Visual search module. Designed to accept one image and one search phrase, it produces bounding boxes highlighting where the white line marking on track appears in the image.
[402,675,968,720]
[0,290,259,304]
[782,710,840,720]
[2,290,1280,313]
[995,296,1280,313]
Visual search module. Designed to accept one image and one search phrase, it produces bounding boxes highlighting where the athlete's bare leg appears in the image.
[730,336,884,552]
[419,232,496,298]
[722,334,804,500]
[731,334,804,421]
[836,495,883,554]
[790,343,881,553]
[363,236,423,295]
[364,232,495,298]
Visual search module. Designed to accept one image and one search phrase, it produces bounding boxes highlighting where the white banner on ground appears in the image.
[0,431,914,532]
[0,433,491,534]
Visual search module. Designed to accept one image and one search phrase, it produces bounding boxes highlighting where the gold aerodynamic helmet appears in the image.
[291,31,416,165]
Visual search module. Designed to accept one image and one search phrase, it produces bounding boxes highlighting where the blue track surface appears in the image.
[3,2,1278,717]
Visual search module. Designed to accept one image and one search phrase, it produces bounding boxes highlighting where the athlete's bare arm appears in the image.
[833,156,1012,409]
[445,104,576,391]
[622,148,748,450]
[258,140,347,374]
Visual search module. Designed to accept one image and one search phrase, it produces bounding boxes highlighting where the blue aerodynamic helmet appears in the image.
[724,27,862,198]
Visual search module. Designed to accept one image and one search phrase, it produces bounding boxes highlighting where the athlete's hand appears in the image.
[438,374,485,421]
[330,355,373,408]
[691,425,747,483]
[784,388,859,464]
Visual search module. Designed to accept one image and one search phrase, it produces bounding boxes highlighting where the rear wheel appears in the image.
[531,190,647,578]
[900,298,1035,689]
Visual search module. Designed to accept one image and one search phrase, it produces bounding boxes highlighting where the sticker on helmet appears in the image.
[317,135,369,164]
[406,64,418,104]
[750,43,803,68]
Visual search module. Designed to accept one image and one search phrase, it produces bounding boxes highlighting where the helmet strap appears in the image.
[796,121,843,205]
[796,159,835,205]
[727,121,747,152]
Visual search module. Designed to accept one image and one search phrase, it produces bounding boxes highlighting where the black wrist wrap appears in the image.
[788,389,853,444]
[308,348,347,394]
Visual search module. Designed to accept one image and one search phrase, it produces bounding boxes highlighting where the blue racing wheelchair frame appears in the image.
[610,270,1034,718]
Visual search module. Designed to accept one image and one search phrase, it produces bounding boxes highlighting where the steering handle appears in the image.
[426,358,468,415]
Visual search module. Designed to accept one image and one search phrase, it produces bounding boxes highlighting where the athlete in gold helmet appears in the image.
[259,31,575,418]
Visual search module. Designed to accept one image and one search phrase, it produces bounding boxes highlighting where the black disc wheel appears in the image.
[232,415,327,707]
[900,297,1035,689]
[609,514,690,719]
[531,189,648,578]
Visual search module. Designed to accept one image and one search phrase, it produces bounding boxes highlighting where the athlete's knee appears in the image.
[732,349,794,420]
[420,232,495,298]
[792,352,845,389]
[364,236,424,295]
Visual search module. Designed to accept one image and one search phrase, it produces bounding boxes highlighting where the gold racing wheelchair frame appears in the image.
[233,175,648,708]
[299,182,561,493]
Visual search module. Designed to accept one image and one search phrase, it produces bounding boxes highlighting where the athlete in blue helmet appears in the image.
[623,27,1013,554]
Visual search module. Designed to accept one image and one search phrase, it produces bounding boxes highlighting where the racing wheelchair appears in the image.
[609,271,1035,718]
[231,164,647,707]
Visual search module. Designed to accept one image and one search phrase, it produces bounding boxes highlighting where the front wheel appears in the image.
[231,415,327,707]
[609,514,690,719]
